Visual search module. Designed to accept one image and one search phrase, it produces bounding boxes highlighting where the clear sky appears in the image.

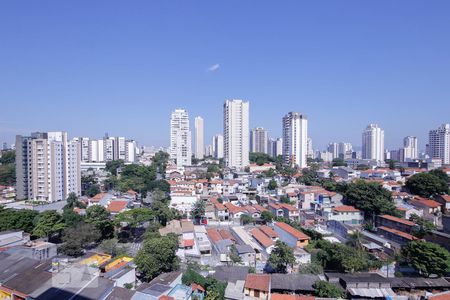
[1,1,449,150]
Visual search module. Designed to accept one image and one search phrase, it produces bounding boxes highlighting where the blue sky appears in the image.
[1,1,449,150]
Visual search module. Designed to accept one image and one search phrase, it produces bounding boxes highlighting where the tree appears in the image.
[0,208,39,233]
[0,150,15,164]
[33,210,65,240]
[85,205,114,239]
[62,208,84,227]
[105,159,125,176]
[406,172,449,197]
[409,214,437,238]
[402,241,450,277]
[240,214,253,225]
[261,211,274,224]
[314,281,344,298]
[135,235,179,281]
[332,158,347,167]
[268,241,296,273]
[100,238,128,257]
[344,180,398,221]
[268,179,278,190]
[250,152,274,166]
[86,184,101,197]
[59,222,101,257]
[0,163,15,185]
[229,244,242,264]
[191,200,205,221]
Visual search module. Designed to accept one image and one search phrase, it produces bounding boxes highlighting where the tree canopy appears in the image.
[0,208,39,233]
[268,240,296,273]
[405,171,449,197]
[85,205,114,239]
[32,210,65,239]
[314,281,344,298]
[402,241,450,277]
[250,152,274,166]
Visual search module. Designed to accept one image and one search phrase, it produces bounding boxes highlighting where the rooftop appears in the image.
[244,274,270,292]
[275,222,310,241]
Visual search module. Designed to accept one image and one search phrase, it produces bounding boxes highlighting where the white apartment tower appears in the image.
[282,112,308,168]
[194,116,204,159]
[170,109,192,167]
[307,138,314,159]
[401,136,418,162]
[362,124,385,161]
[213,134,224,159]
[327,142,339,160]
[428,124,450,164]
[15,131,81,202]
[338,142,353,159]
[223,99,250,169]
[250,127,268,154]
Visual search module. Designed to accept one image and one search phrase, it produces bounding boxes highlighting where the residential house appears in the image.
[376,214,415,234]
[244,274,270,300]
[409,197,442,225]
[274,222,310,248]
[250,228,275,253]
[377,226,418,245]
[436,195,450,213]
[327,205,364,225]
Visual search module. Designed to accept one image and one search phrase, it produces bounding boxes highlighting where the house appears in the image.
[327,205,364,225]
[107,200,129,214]
[211,198,229,220]
[274,222,310,248]
[299,192,314,210]
[259,225,278,241]
[244,274,270,300]
[270,274,318,295]
[409,197,442,225]
[436,195,450,213]
[224,202,246,219]
[376,214,415,234]
[250,228,275,253]
[225,280,245,300]
[332,167,360,181]
[268,203,284,218]
[280,203,300,221]
[327,273,395,299]
[235,244,256,267]
[377,226,418,245]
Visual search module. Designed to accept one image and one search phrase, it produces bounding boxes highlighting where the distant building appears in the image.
[400,136,418,162]
[224,99,250,169]
[428,124,450,164]
[268,138,282,158]
[194,116,204,159]
[213,134,224,159]
[250,127,268,154]
[327,142,339,159]
[170,109,192,167]
[282,112,308,168]
[362,124,384,161]
[16,131,81,202]
[338,142,353,159]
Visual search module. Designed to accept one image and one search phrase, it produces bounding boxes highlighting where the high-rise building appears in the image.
[268,138,283,158]
[170,109,192,167]
[125,140,138,163]
[338,142,353,159]
[362,124,385,161]
[400,136,418,162]
[428,124,450,164]
[15,131,81,202]
[327,142,339,160]
[282,112,308,168]
[223,99,249,169]
[306,138,314,159]
[104,135,115,161]
[250,127,268,154]
[213,134,224,159]
[194,116,204,159]
[115,137,126,161]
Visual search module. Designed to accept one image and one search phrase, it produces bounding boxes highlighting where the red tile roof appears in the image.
[280,203,297,212]
[440,195,450,203]
[159,296,174,300]
[206,228,222,243]
[260,225,278,238]
[271,294,315,300]
[378,226,418,241]
[333,205,360,213]
[224,202,245,214]
[253,204,268,212]
[183,239,195,247]
[250,228,275,248]
[275,222,310,241]
[411,198,442,208]
[379,214,415,227]
[107,201,128,213]
[218,229,235,241]
[244,274,270,292]
[191,283,205,292]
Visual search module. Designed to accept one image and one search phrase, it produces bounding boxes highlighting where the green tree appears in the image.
[268,241,296,273]
[261,211,274,224]
[409,214,437,238]
[100,238,128,257]
[313,281,344,298]
[85,205,114,239]
[59,222,101,257]
[86,184,101,197]
[402,241,450,277]
[249,152,274,166]
[344,180,398,221]
[0,163,15,185]
[406,172,449,197]
[33,210,65,239]
[135,235,179,281]
[229,244,242,264]
[240,214,253,225]
[0,150,15,164]
[62,208,84,227]
[105,159,125,176]
[268,179,278,190]
[0,209,39,233]
[191,200,205,221]
[332,158,347,167]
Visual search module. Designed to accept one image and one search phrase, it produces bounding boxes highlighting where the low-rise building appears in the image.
[274,222,310,248]
[244,274,270,300]
[327,205,364,225]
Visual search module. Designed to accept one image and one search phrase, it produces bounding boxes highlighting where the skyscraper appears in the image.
[223,99,249,169]
[282,112,308,168]
[194,116,204,159]
[306,138,314,159]
[327,142,339,160]
[15,131,81,202]
[268,138,283,158]
[401,136,418,162]
[170,109,192,167]
[213,134,224,159]
[362,124,385,161]
[338,142,353,159]
[428,124,450,164]
[250,127,268,154]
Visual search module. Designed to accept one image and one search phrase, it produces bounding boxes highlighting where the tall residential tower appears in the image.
[170,109,192,167]
[282,112,308,168]
[194,116,204,159]
[223,99,249,169]
[362,124,385,161]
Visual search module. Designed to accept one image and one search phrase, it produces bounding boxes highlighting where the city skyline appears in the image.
[1,1,450,149]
